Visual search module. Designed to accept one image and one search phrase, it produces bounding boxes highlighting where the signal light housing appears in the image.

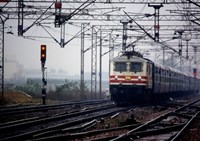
[193,68,197,77]
[41,45,46,63]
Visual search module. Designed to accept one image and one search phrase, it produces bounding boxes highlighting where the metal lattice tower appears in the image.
[80,23,85,100]
[0,18,5,104]
[109,34,115,61]
[99,29,102,99]
[91,26,97,99]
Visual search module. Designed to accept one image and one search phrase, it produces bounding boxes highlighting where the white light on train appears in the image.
[138,76,141,80]
[115,76,118,80]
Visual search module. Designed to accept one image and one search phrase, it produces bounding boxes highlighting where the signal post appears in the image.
[40,45,47,105]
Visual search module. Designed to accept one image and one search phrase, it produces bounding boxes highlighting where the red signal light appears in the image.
[41,45,46,63]
[193,68,197,77]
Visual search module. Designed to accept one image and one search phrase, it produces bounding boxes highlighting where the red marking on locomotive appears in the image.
[110,80,147,84]
[110,75,147,79]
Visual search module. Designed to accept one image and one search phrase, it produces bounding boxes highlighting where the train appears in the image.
[109,51,200,105]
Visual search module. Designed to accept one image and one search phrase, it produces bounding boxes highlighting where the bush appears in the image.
[13,79,90,101]
[46,79,90,101]
[15,79,41,98]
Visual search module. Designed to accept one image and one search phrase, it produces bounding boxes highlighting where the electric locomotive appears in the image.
[109,51,200,105]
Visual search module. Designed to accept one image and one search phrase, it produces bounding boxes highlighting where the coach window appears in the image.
[149,65,151,76]
[155,68,157,74]
[130,62,142,72]
[114,62,127,72]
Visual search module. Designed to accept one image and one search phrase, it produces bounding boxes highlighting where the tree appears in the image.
[15,79,41,98]
[47,79,90,101]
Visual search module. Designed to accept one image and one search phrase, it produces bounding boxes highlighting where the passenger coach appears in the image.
[109,52,200,105]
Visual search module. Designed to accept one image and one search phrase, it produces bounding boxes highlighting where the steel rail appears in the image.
[111,98,200,141]
[0,104,115,133]
[0,106,133,141]
[0,99,110,116]
[170,111,200,141]
[32,122,141,140]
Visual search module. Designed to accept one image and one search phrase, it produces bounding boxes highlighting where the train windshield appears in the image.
[130,62,142,72]
[114,62,127,72]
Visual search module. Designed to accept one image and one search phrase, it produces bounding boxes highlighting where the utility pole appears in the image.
[99,29,102,99]
[148,3,163,42]
[0,17,7,104]
[80,24,85,100]
[171,52,174,68]
[162,46,165,65]
[184,33,192,60]
[80,23,89,100]
[176,30,184,71]
[91,26,97,100]
[193,46,197,94]
[120,19,132,52]
[189,58,192,74]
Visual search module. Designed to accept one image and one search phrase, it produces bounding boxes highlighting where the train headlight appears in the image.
[115,76,118,80]
[138,76,141,81]
[125,76,131,80]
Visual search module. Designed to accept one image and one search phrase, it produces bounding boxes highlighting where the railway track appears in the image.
[25,98,200,141]
[0,99,111,123]
[1,96,200,141]
[110,98,200,141]
[0,99,110,116]
[0,103,115,132]
[0,102,133,141]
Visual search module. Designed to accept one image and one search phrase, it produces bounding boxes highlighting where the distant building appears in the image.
[4,56,26,84]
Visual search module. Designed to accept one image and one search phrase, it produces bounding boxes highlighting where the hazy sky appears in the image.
[5,29,94,76]
[4,18,115,77]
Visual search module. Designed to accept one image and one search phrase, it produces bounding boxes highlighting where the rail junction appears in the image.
[0,96,199,140]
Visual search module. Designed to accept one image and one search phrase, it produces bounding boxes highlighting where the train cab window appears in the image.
[149,64,152,76]
[130,62,142,72]
[114,62,127,72]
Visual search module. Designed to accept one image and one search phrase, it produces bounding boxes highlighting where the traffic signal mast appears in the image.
[40,45,47,105]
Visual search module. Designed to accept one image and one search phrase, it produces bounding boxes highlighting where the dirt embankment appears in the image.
[0,91,63,106]
[0,91,37,105]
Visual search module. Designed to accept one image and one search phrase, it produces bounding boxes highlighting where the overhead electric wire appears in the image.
[40,24,60,44]
[21,2,55,34]
[185,0,200,8]
[62,0,96,24]
[64,23,92,46]
[123,10,189,58]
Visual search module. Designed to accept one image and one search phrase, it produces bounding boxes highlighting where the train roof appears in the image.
[154,61,184,74]
[111,54,152,63]
[154,62,195,77]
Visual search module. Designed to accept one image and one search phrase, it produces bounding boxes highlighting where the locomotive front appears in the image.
[109,54,153,105]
